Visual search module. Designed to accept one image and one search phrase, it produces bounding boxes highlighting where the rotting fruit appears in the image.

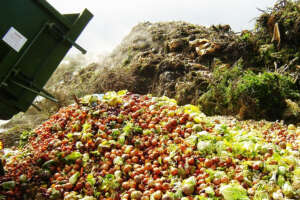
[0,91,299,200]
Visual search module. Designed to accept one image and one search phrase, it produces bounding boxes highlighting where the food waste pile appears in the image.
[0,91,299,200]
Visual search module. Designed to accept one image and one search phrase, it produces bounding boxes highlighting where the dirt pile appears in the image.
[101,0,300,122]
[119,0,300,122]
[104,21,244,104]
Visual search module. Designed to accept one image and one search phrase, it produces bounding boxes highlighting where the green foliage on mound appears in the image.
[200,63,299,120]
[249,0,300,68]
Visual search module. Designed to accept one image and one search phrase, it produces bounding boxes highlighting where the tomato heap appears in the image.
[0,91,299,200]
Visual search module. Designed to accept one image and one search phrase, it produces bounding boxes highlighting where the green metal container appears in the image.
[0,0,93,119]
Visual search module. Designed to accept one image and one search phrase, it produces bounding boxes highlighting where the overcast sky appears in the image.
[47,0,277,55]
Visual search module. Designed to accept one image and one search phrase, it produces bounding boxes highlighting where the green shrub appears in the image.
[234,71,299,119]
[199,64,299,120]
[199,64,243,115]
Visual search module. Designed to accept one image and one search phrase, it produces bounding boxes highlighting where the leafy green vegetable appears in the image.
[111,129,120,138]
[173,189,183,199]
[101,174,119,191]
[192,124,202,131]
[113,156,123,165]
[103,91,124,106]
[277,175,285,187]
[42,159,56,168]
[118,135,126,145]
[143,129,152,135]
[278,166,287,175]
[205,186,215,196]
[182,176,196,195]
[197,141,214,155]
[65,152,82,161]
[254,190,270,200]
[282,182,293,196]
[69,172,80,185]
[80,196,97,200]
[183,176,196,186]
[220,183,249,200]
[82,123,92,133]
[134,126,143,134]
[19,174,27,183]
[76,141,84,149]
[82,153,90,166]
[80,95,99,105]
[50,188,61,199]
[66,133,73,139]
[197,131,215,141]
[293,168,300,183]
[185,135,198,146]
[0,181,16,190]
[122,122,134,136]
[87,174,96,186]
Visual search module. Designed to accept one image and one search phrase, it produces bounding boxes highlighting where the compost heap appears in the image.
[0,91,299,200]
[2,0,300,148]
[41,0,300,122]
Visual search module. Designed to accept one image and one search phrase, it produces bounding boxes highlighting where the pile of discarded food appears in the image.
[2,1,300,150]
[0,91,299,200]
